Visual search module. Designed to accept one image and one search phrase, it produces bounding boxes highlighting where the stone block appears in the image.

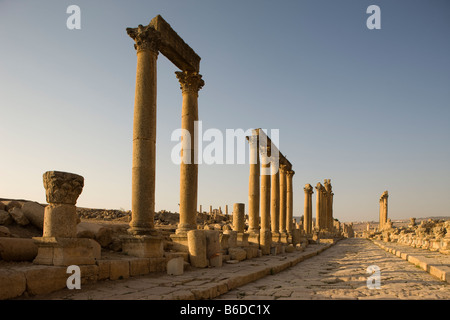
[121,235,164,258]
[96,260,111,280]
[0,226,10,237]
[129,258,150,276]
[209,253,222,267]
[228,247,246,261]
[21,202,45,230]
[187,230,207,268]
[80,264,99,284]
[109,259,130,280]
[167,257,184,275]
[148,257,167,272]
[243,246,258,259]
[0,237,38,261]
[0,269,26,300]
[9,207,29,226]
[0,210,13,225]
[33,237,99,266]
[24,265,67,296]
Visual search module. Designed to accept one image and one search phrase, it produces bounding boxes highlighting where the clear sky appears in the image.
[1,0,449,223]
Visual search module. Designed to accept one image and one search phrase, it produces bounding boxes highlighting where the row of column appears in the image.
[247,131,295,252]
[303,179,334,234]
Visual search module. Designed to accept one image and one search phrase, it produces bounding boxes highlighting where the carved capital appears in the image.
[126,24,161,53]
[286,170,295,178]
[175,71,204,94]
[304,184,314,194]
[43,171,84,205]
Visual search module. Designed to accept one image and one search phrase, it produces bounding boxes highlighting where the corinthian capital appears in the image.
[43,171,84,205]
[304,184,314,194]
[175,71,204,94]
[126,24,161,53]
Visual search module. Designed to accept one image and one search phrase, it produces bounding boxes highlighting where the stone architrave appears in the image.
[303,184,314,234]
[33,171,99,266]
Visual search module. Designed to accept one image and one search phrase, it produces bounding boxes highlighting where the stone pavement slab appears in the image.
[15,242,334,300]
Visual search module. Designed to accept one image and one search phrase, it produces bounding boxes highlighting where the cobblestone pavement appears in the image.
[216,238,450,300]
[19,242,333,300]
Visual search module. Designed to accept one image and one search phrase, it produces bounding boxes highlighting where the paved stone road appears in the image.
[19,238,450,300]
[216,238,450,300]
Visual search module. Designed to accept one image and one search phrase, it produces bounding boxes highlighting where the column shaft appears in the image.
[130,47,158,235]
[279,166,287,236]
[286,170,294,235]
[248,135,260,234]
[270,162,280,238]
[176,71,204,235]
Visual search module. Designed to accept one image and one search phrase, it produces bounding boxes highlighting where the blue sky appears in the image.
[1,0,449,222]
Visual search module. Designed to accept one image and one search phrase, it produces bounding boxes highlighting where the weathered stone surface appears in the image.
[109,259,130,280]
[0,226,11,237]
[9,207,29,226]
[77,222,113,247]
[129,258,150,276]
[24,265,67,296]
[228,247,247,261]
[0,269,26,299]
[167,257,184,275]
[21,201,45,230]
[0,237,38,261]
[43,171,84,205]
[2,200,22,211]
[187,230,207,268]
[0,210,12,225]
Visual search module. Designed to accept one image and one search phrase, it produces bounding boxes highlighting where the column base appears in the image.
[170,233,190,253]
[33,237,100,266]
[237,232,249,247]
[248,231,260,247]
[271,231,281,243]
[260,230,272,255]
[280,232,289,244]
[121,235,164,258]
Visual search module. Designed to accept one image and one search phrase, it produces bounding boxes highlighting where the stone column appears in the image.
[315,182,324,231]
[303,184,314,234]
[279,165,288,243]
[271,160,280,242]
[175,70,204,235]
[126,24,161,236]
[247,133,260,241]
[379,191,388,230]
[260,160,272,254]
[233,203,248,246]
[34,171,99,266]
[286,170,295,239]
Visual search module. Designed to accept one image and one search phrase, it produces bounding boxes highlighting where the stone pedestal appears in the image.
[187,230,207,268]
[34,171,99,266]
[121,235,163,258]
[260,230,272,255]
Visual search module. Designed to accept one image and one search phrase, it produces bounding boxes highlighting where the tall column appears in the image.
[175,70,204,235]
[303,184,313,234]
[286,170,295,237]
[260,160,271,254]
[271,160,280,242]
[127,24,161,236]
[247,134,260,235]
[279,164,287,242]
[379,191,388,230]
[315,182,324,231]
